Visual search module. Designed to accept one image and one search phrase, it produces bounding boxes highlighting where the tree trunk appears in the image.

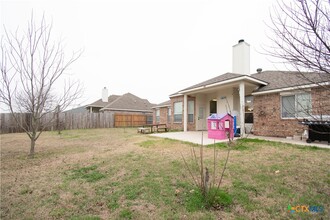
[29,138,36,158]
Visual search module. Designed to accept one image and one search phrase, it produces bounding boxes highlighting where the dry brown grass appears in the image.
[1,128,329,219]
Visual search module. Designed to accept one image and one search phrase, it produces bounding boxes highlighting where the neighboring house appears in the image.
[86,88,155,118]
[154,40,330,138]
[64,105,89,113]
[152,100,171,126]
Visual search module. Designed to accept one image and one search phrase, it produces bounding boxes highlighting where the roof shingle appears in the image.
[172,70,329,95]
[87,95,121,108]
[251,71,330,92]
[179,72,245,92]
[102,93,155,112]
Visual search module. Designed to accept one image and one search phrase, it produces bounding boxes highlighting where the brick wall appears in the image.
[168,96,196,131]
[153,106,171,128]
[311,86,330,116]
[253,93,306,137]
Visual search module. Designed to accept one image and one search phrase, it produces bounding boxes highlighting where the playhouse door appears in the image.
[197,106,207,130]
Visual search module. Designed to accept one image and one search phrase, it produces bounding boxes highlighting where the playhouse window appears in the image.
[211,121,217,129]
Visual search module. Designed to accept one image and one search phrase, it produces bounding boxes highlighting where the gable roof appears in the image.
[251,71,330,94]
[87,95,121,108]
[170,70,329,97]
[101,93,155,112]
[179,72,244,92]
[207,113,233,119]
[170,72,268,96]
[65,105,89,113]
[152,100,171,109]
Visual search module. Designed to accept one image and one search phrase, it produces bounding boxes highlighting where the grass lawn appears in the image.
[1,128,329,219]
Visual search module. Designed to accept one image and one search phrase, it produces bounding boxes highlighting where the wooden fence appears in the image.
[114,114,149,127]
[0,112,115,134]
[0,112,154,134]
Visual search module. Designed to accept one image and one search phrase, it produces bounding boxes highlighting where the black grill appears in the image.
[300,121,330,145]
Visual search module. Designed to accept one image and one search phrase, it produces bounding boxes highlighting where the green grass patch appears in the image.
[207,142,228,148]
[70,216,101,220]
[67,165,105,182]
[119,209,133,219]
[19,186,33,195]
[238,138,269,143]
[184,187,233,212]
[138,140,157,148]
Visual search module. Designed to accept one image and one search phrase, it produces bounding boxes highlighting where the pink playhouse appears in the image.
[207,113,234,140]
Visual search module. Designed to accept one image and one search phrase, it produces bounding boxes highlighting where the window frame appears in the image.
[281,92,312,119]
[173,101,183,123]
[155,109,160,123]
[167,107,171,123]
[188,100,194,123]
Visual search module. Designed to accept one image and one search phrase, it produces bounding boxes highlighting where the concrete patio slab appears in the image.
[150,131,230,145]
[247,134,330,149]
[150,131,330,149]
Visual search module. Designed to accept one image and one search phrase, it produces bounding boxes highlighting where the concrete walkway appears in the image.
[150,131,330,149]
[150,131,230,145]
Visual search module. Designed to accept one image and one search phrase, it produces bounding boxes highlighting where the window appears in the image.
[167,107,171,123]
[156,109,160,123]
[281,93,311,118]
[245,96,253,123]
[174,102,182,123]
[198,107,204,120]
[188,100,194,123]
[146,115,153,125]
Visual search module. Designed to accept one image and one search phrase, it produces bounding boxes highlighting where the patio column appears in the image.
[239,82,245,137]
[183,94,188,132]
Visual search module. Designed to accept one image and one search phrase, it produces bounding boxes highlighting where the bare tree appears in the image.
[265,0,330,142]
[0,15,83,157]
[267,0,329,75]
[266,0,330,115]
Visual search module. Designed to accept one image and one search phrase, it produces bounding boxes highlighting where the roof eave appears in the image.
[175,76,268,95]
[86,105,106,108]
[252,82,330,95]
[100,107,153,113]
[152,104,171,109]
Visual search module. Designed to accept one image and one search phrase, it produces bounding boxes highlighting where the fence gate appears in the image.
[114,114,147,127]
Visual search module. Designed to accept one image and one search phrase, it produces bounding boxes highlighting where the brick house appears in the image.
[153,40,330,138]
[86,89,155,122]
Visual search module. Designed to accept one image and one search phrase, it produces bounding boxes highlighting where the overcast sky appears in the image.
[1,0,284,108]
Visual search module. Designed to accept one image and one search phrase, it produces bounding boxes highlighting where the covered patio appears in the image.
[150,131,330,149]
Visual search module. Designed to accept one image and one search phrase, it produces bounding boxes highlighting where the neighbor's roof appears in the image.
[101,93,155,112]
[86,95,121,108]
[65,105,88,113]
[152,100,171,109]
[251,71,330,94]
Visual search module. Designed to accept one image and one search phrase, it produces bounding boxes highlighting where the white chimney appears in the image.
[102,87,108,102]
[232,39,250,75]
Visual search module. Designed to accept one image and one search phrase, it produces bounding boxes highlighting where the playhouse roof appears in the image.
[207,113,233,120]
